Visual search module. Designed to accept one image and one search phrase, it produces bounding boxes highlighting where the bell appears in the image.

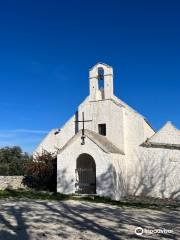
[98,73,104,80]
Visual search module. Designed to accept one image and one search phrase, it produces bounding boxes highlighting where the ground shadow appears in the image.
[0,198,179,239]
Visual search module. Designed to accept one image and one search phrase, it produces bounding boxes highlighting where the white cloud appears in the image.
[0,129,48,153]
[0,129,48,134]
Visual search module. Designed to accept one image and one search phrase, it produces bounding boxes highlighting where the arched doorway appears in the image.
[75,153,96,194]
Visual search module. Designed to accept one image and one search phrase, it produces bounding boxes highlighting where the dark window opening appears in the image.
[98,124,106,136]
[98,67,104,89]
[98,67,105,99]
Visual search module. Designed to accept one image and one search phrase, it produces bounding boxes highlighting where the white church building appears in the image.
[35,63,180,200]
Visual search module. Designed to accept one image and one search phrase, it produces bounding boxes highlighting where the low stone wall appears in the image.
[0,176,25,190]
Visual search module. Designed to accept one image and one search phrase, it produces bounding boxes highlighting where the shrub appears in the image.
[23,151,57,192]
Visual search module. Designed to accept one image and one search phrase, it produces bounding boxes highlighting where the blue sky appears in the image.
[0,0,180,153]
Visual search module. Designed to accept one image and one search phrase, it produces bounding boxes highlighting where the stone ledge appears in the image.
[0,176,25,190]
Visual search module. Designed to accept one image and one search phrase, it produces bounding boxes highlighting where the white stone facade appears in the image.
[34,63,180,200]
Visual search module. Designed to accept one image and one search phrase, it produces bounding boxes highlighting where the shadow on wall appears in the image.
[57,153,180,200]
[57,168,74,194]
[96,164,126,200]
[127,151,180,200]
[97,157,180,200]
[57,165,126,198]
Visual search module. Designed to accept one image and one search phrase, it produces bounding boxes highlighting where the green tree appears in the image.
[0,146,31,175]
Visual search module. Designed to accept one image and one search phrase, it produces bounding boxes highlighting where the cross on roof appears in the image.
[75,112,92,145]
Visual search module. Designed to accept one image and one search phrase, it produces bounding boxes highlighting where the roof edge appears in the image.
[141,141,180,150]
[58,129,124,155]
[89,62,112,71]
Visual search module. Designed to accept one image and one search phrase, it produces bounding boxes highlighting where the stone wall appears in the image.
[0,176,25,190]
[127,147,180,200]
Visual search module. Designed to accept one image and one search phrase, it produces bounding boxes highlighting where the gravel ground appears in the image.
[0,199,179,240]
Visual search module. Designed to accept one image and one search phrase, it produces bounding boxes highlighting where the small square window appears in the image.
[98,124,106,136]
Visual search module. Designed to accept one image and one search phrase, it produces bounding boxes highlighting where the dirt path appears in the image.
[0,199,179,239]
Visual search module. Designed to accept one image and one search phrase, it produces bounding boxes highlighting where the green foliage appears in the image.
[0,189,68,200]
[23,151,57,192]
[0,146,31,175]
[0,147,57,191]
